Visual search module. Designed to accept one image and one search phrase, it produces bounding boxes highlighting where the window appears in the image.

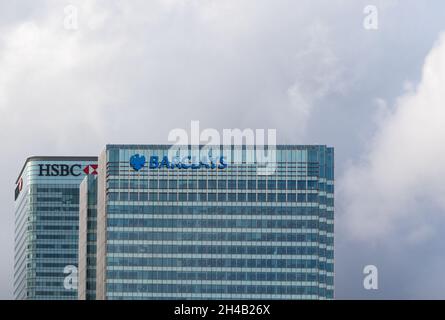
[307,193,318,202]
[129,192,138,201]
[218,193,227,201]
[188,193,197,201]
[308,181,318,190]
[178,180,187,189]
[120,179,129,189]
[228,180,236,189]
[108,180,119,189]
[287,180,296,190]
[297,180,306,190]
[208,180,217,189]
[168,193,177,201]
[258,180,266,190]
[149,180,158,189]
[109,192,118,201]
[208,193,217,201]
[218,180,227,189]
[188,180,197,189]
[327,198,334,206]
[130,180,139,189]
[277,180,286,190]
[168,180,177,189]
[149,192,158,201]
[198,180,207,189]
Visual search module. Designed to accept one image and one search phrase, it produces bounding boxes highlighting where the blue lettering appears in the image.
[218,156,228,169]
[159,156,170,169]
[199,161,210,169]
[142,154,228,170]
[149,156,159,169]
[181,156,191,169]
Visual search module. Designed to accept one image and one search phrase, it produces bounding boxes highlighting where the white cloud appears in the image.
[339,32,445,242]
[287,21,345,136]
[0,5,121,150]
[0,0,348,150]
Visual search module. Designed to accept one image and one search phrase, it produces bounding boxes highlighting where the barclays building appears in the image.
[90,144,334,300]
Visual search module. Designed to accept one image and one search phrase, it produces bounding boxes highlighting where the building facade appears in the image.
[14,157,98,299]
[92,145,334,300]
[78,175,98,300]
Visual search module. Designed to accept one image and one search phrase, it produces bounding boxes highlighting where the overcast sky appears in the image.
[1,0,445,299]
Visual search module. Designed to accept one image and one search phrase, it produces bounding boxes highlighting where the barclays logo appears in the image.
[149,155,227,170]
[130,154,227,171]
[130,154,146,171]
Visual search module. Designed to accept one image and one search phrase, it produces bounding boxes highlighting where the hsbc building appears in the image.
[14,156,97,300]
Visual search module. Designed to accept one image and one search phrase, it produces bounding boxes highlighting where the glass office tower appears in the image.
[14,157,97,300]
[94,145,334,300]
[78,175,98,300]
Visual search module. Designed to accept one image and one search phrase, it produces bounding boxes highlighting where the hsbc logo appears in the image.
[14,177,23,201]
[38,164,98,177]
[18,178,23,192]
[83,164,98,175]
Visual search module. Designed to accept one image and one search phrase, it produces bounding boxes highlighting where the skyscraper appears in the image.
[78,175,98,300]
[89,145,334,299]
[14,157,97,299]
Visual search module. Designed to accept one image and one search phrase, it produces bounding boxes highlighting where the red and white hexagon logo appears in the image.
[83,164,98,175]
[18,177,23,191]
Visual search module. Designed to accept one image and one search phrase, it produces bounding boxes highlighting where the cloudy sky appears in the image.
[1,0,445,299]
